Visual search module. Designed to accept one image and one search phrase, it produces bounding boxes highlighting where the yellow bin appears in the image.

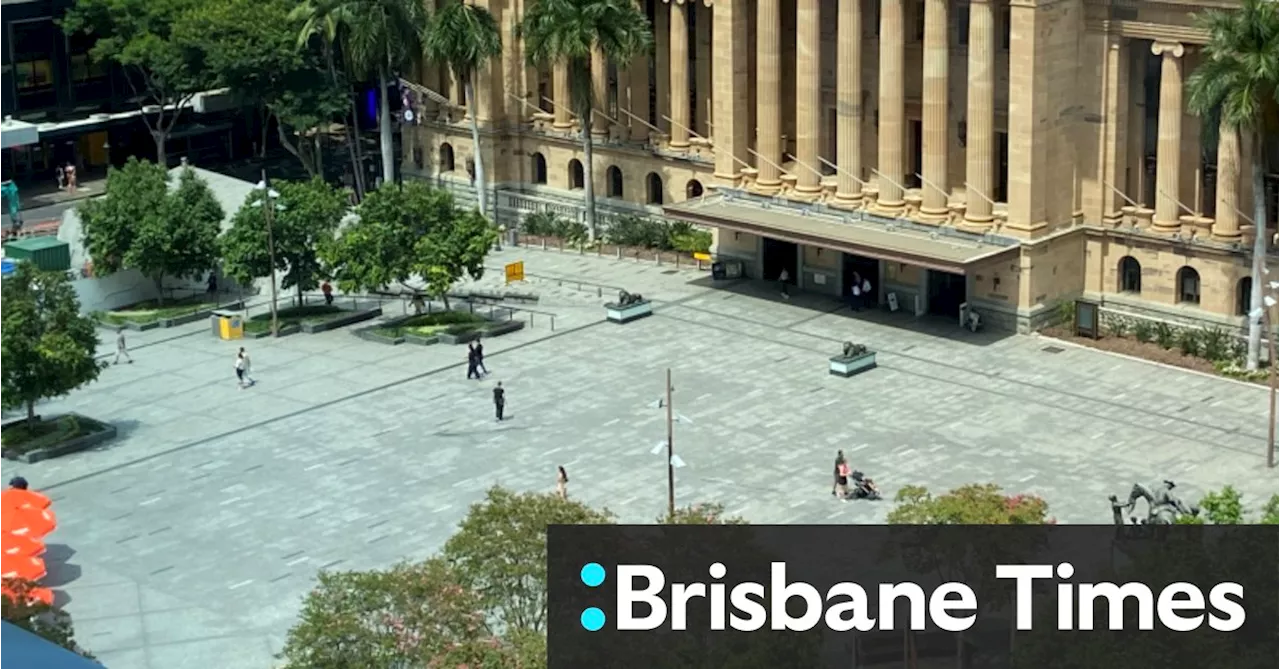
[211,311,244,340]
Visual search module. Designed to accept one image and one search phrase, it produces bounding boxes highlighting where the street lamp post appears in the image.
[253,170,282,338]
[665,368,675,519]
[1255,286,1278,468]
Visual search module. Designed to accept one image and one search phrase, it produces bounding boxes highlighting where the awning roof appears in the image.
[664,192,1020,274]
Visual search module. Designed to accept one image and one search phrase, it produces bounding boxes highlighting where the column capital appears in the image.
[1151,41,1184,58]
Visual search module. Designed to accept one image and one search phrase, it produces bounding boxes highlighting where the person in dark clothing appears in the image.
[467,344,481,379]
[474,338,489,376]
[207,272,218,295]
[9,476,29,490]
[493,382,506,421]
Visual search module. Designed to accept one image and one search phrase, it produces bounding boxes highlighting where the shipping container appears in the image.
[2,237,72,273]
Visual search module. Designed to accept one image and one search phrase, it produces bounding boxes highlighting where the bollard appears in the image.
[541,239,547,250]
[655,253,661,266]
[675,255,680,269]
[597,286,602,297]
[530,313,536,329]
[558,238,563,252]
[597,244,602,257]
[697,259,703,271]
[616,247,622,260]
[551,315,556,331]
[469,302,475,314]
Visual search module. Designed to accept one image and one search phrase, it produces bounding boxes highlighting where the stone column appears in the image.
[963,0,995,225]
[553,62,572,128]
[1213,120,1242,240]
[834,0,862,201]
[876,0,906,209]
[696,4,713,138]
[795,0,821,193]
[1099,36,1129,222]
[670,1,691,148]
[713,0,749,183]
[1151,41,1185,231]
[655,5,670,133]
[920,0,949,216]
[591,48,609,138]
[756,0,782,191]
[629,53,651,141]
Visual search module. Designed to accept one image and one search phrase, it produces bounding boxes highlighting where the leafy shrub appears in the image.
[1105,316,1132,338]
[519,211,559,236]
[1056,300,1075,326]
[1200,327,1232,361]
[551,218,589,245]
[1177,328,1202,356]
[1132,319,1154,343]
[670,229,713,254]
[1154,322,1175,349]
[1229,339,1248,361]
[605,215,669,249]
[1213,359,1270,382]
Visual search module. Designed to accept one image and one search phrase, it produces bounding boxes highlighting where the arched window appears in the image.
[1118,256,1141,293]
[439,143,455,172]
[646,173,664,205]
[531,153,547,184]
[1176,266,1201,305]
[568,159,585,189]
[606,166,624,198]
[686,179,704,198]
[1237,277,1252,316]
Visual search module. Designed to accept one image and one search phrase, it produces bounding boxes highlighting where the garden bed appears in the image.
[1041,316,1267,385]
[97,296,243,330]
[243,304,382,336]
[519,234,705,267]
[359,310,525,346]
[1,414,117,464]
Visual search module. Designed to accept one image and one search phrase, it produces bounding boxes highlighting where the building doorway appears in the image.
[927,269,967,318]
[842,253,880,304]
[762,237,798,286]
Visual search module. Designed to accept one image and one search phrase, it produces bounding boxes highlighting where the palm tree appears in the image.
[422,0,503,219]
[1186,0,1279,370]
[521,0,652,241]
[293,0,368,199]
[297,0,427,189]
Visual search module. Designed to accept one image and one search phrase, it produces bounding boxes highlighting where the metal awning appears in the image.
[664,192,1020,274]
[1,118,40,149]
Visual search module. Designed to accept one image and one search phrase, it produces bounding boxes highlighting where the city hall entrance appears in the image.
[927,270,967,318]
[842,253,880,303]
[762,237,798,285]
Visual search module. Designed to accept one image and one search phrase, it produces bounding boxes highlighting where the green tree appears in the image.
[887,484,1053,525]
[1,264,104,422]
[176,0,347,177]
[293,0,427,186]
[1175,485,1280,525]
[1,579,96,660]
[659,501,749,525]
[442,486,615,634]
[62,0,214,165]
[293,0,368,197]
[422,0,502,219]
[77,159,224,303]
[322,182,495,306]
[221,178,347,306]
[521,0,652,241]
[1185,0,1279,371]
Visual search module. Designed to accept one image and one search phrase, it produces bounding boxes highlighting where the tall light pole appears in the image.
[1254,286,1278,468]
[649,369,689,520]
[252,170,282,338]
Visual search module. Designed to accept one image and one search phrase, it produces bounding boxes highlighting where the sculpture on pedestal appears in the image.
[1108,480,1199,525]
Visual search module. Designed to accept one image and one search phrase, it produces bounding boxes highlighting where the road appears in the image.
[2,200,80,231]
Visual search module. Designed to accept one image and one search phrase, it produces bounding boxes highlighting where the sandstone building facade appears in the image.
[404,0,1277,332]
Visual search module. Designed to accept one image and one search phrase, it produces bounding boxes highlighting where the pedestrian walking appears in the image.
[207,272,218,296]
[493,381,506,421]
[850,273,863,312]
[832,450,848,499]
[55,165,66,191]
[466,343,481,380]
[322,281,334,306]
[113,327,133,364]
[556,466,569,499]
[474,338,489,376]
[65,163,77,193]
[778,268,791,299]
[860,276,873,310]
[235,347,255,388]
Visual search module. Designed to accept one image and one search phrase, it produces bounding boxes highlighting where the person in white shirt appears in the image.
[113,328,133,364]
[860,276,873,310]
[778,268,790,299]
[235,348,255,388]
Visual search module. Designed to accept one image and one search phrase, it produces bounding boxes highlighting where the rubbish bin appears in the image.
[211,311,244,340]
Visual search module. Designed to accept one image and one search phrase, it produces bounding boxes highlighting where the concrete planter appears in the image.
[103,300,245,331]
[403,333,440,346]
[829,352,877,377]
[606,300,653,324]
[247,323,302,339]
[1,414,117,464]
[354,326,404,345]
[485,320,526,337]
[437,328,482,345]
[300,307,383,333]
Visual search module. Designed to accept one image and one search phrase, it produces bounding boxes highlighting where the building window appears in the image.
[439,143,455,172]
[1118,256,1141,293]
[10,18,56,109]
[686,179,704,198]
[606,165,624,198]
[1176,266,1201,305]
[646,172,664,205]
[531,152,547,184]
[568,159,585,189]
[1237,277,1252,316]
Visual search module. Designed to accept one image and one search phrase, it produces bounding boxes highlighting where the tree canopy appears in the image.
[887,483,1053,525]
[61,0,216,164]
[1,264,104,422]
[76,158,223,302]
[221,177,348,304]
[1176,485,1279,525]
[322,182,495,302]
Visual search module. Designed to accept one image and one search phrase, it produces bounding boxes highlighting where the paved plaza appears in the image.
[5,247,1277,668]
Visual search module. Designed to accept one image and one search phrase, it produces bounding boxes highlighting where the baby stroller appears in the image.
[849,471,881,500]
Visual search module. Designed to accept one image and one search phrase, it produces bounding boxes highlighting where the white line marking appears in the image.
[285,557,309,567]
[304,463,326,471]
[220,497,242,506]
[603,418,620,427]
[139,497,161,507]
[229,579,254,590]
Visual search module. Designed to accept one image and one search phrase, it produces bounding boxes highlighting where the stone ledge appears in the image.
[829,352,877,378]
[246,323,302,339]
[606,301,653,324]
[1,414,118,464]
[101,301,245,331]
[299,307,383,334]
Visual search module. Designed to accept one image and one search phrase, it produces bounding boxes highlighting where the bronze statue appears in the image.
[841,342,867,358]
[617,290,644,306]
[1110,480,1199,525]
